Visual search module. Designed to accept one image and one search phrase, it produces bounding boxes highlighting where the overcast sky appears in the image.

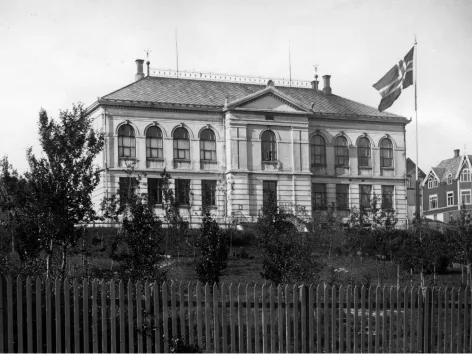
[1,0,471,173]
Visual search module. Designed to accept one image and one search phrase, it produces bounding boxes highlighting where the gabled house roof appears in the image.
[406,158,426,179]
[92,76,409,122]
[423,154,472,185]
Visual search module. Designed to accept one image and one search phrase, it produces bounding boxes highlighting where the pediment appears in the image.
[239,93,303,112]
[226,87,309,113]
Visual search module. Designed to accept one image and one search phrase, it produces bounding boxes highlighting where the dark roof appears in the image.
[100,76,407,121]
[406,158,426,178]
[427,155,472,182]
[436,156,463,181]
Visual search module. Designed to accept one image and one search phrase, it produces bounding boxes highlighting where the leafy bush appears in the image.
[257,192,323,285]
[396,223,450,274]
[194,210,229,285]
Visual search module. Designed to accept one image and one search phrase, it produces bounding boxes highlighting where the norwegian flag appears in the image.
[373,46,414,112]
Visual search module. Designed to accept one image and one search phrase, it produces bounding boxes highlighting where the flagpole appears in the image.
[415,37,420,221]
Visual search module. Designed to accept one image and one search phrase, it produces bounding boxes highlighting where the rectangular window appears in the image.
[312,183,326,210]
[336,184,349,210]
[335,146,349,167]
[200,140,216,161]
[359,185,372,209]
[447,191,454,206]
[202,180,217,207]
[381,185,394,210]
[119,177,138,206]
[429,195,438,209]
[461,190,471,204]
[460,169,471,182]
[263,181,277,207]
[175,179,191,205]
[174,140,190,160]
[148,178,163,205]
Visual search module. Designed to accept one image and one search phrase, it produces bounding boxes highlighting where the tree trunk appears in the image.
[61,240,67,278]
[46,239,53,277]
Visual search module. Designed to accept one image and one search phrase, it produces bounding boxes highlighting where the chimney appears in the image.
[322,75,332,95]
[146,61,150,76]
[311,80,319,90]
[454,149,460,158]
[135,59,145,81]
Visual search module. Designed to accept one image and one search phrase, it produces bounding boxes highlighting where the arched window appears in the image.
[460,169,471,182]
[310,135,326,166]
[357,137,371,167]
[447,173,453,185]
[380,138,393,168]
[146,126,163,159]
[200,129,216,161]
[118,124,136,158]
[261,130,277,162]
[334,136,349,167]
[173,127,190,160]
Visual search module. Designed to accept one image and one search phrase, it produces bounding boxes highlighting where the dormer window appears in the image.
[447,173,453,185]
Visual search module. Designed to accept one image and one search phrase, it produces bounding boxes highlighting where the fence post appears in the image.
[110,280,116,354]
[7,274,13,353]
[0,276,3,353]
[46,277,52,353]
[339,285,345,354]
[64,278,71,354]
[278,284,284,353]
[301,284,307,353]
[204,283,211,353]
[196,282,202,350]
[246,284,253,354]
[270,284,275,353]
[26,276,33,353]
[101,280,108,354]
[238,283,244,353]
[17,275,24,353]
[308,284,314,353]
[221,283,227,353]
[424,287,431,353]
[73,279,80,354]
[55,278,62,353]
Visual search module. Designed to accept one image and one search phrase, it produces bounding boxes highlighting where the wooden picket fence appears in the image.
[1,275,472,353]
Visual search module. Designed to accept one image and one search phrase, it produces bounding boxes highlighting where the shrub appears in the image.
[395,223,450,274]
[194,210,229,285]
[257,192,323,285]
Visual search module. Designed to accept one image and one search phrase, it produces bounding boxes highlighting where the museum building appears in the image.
[86,59,410,226]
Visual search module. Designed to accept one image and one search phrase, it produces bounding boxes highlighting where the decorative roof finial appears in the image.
[313,64,319,80]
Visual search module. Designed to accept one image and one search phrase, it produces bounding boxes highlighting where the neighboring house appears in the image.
[422,149,472,222]
[86,59,410,226]
[406,158,426,221]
